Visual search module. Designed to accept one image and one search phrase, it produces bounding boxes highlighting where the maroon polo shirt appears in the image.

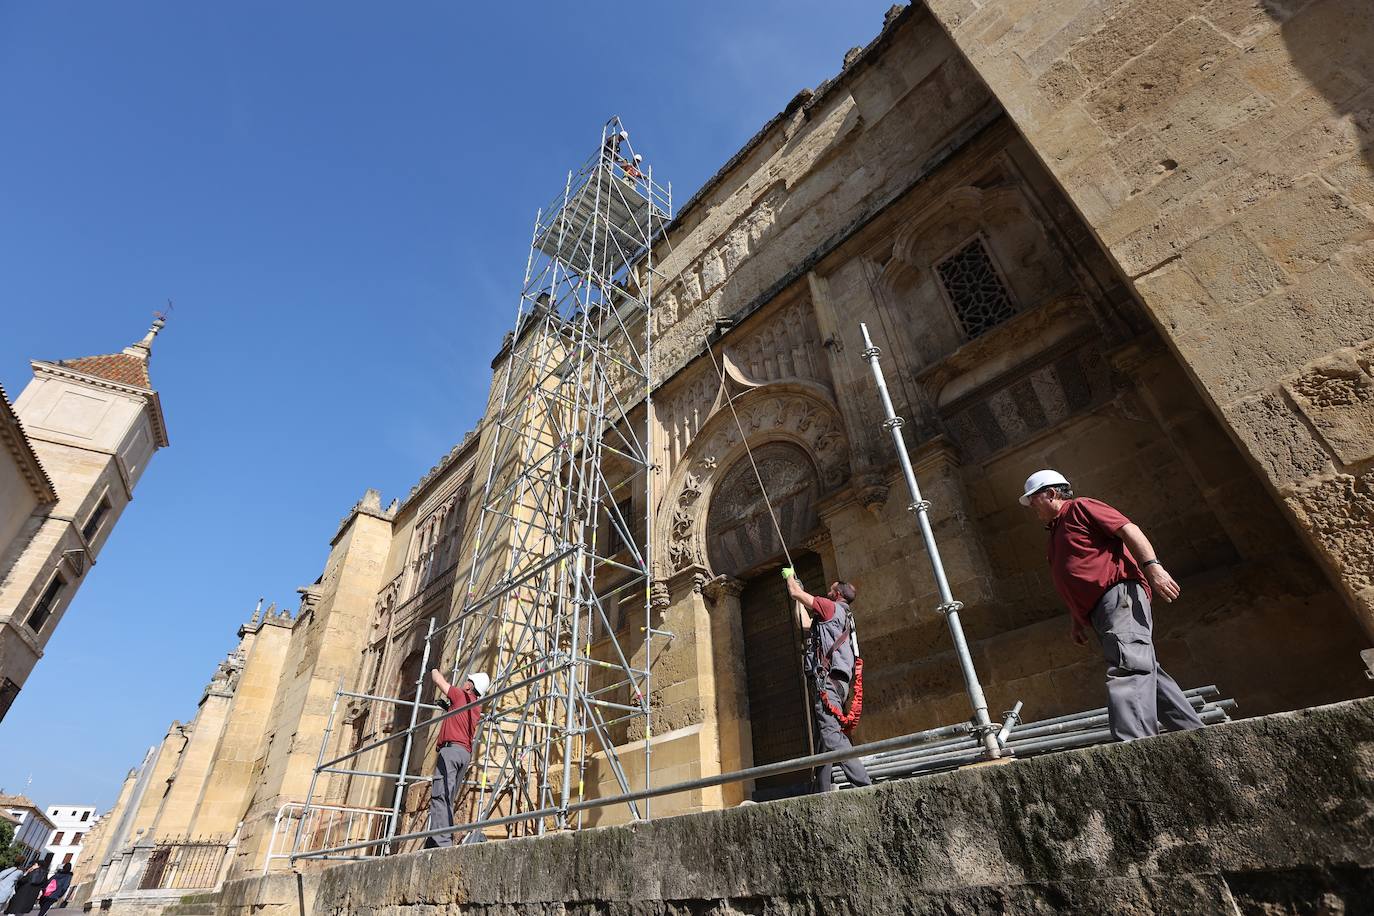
[1046,497,1150,628]
[436,686,481,750]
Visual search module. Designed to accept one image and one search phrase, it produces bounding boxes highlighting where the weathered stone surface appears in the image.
[209,698,1374,914]
[1284,348,1374,467]
[922,0,1374,636]
[1226,391,1332,487]
[1291,472,1374,593]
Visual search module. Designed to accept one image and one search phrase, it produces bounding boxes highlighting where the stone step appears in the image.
[163,891,221,915]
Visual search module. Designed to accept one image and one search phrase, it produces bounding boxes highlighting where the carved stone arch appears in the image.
[655,381,850,577]
[705,440,820,578]
[878,183,1069,366]
[896,186,1038,278]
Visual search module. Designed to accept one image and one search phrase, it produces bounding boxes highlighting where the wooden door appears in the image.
[739,551,823,800]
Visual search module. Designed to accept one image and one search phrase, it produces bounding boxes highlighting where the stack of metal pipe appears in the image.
[833,685,1234,787]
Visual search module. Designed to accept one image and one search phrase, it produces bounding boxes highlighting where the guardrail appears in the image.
[263,802,395,874]
[285,684,1234,863]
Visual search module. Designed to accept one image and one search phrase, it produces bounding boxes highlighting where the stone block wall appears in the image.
[210,696,1374,914]
[921,0,1374,641]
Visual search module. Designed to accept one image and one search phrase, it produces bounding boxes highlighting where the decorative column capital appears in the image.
[800,526,833,553]
[665,563,711,598]
[855,477,890,516]
[702,575,746,604]
[650,579,671,613]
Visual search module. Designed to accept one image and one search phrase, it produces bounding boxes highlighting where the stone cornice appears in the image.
[30,360,171,448]
[0,383,56,504]
[398,429,480,515]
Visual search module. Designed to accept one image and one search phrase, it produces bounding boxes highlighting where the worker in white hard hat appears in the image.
[425,668,488,847]
[603,128,629,160]
[1020,470,1204,742]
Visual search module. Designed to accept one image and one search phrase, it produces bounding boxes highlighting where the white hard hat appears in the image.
[467,672,491,697]
[632,153,643,162]
[1020,469,1070,506]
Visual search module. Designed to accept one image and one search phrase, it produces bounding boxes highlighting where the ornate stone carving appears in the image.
[706,441,820,576]
[659,385,851,576]
[658,299,829,474]
[650,579,671,613]
[701,575,746,605]
[800,528,832,554]
[856,475,890,515]
[667,471,705,571]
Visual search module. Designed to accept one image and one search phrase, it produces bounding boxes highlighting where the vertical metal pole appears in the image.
[642,163,656,821]
[385,616,436,853]
[292,679,342,859]
[858,323,1001,759]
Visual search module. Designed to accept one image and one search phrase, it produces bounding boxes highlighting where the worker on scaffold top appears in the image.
[426,668,489,847]
[1021,470,1205,742]
[784,570,872,792]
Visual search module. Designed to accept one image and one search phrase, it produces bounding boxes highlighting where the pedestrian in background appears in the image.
[1021,470,1205,741]
[36,863,71,916]
[4,862,45,915]
[0,864,22,912]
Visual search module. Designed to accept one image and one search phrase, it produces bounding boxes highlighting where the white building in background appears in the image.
[45,803,97,869]
[0,794,54,864]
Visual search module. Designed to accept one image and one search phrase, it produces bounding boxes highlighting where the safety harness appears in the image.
[813,605,865,736]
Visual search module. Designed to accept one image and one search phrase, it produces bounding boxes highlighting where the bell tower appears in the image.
[0,317,170,719]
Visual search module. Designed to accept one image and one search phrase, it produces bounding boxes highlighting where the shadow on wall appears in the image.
[1272,0,1374,173]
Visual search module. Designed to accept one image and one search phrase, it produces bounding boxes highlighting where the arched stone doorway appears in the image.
[706,442,824,800]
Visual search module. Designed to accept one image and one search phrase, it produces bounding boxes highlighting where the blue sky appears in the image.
[0,1,901,811]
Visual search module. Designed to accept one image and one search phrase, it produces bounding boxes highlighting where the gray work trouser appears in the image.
[428,743,471,847]
[1091,581,1205,742]
[814,675,871,792]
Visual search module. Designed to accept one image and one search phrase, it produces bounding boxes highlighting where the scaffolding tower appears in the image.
[441,116,671,833]
[287,117,673,862]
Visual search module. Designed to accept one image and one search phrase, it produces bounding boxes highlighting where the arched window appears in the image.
[935,235,1017,339]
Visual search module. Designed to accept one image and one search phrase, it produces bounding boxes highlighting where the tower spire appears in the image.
[124,303,170,361]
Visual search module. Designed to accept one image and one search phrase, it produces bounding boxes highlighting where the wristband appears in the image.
[1141,559,1161,568]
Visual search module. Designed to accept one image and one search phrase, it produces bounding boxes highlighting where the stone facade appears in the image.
[0,321,169,721]
[84,2,1374,909]
[920,0,1374,636]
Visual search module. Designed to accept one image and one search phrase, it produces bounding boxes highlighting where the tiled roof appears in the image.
[55,352,152,389]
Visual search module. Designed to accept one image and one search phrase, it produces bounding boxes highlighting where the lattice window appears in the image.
[935,236,1017,339]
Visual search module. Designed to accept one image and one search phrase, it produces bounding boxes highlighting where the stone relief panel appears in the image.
[942,343,1114,463]
[661,371,719,470]
[658,297,830,472]
[371,576,401,644]
[399,486,468,606]
[727,300,830,389]
[658,384,850,576]
[651,184,791,379]
[706,442,820,578]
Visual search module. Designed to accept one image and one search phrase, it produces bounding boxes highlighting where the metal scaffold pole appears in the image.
[383,616,436,853]
[858,323,1001,760]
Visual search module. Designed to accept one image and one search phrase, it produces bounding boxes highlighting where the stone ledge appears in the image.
[216,698,1374,914]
